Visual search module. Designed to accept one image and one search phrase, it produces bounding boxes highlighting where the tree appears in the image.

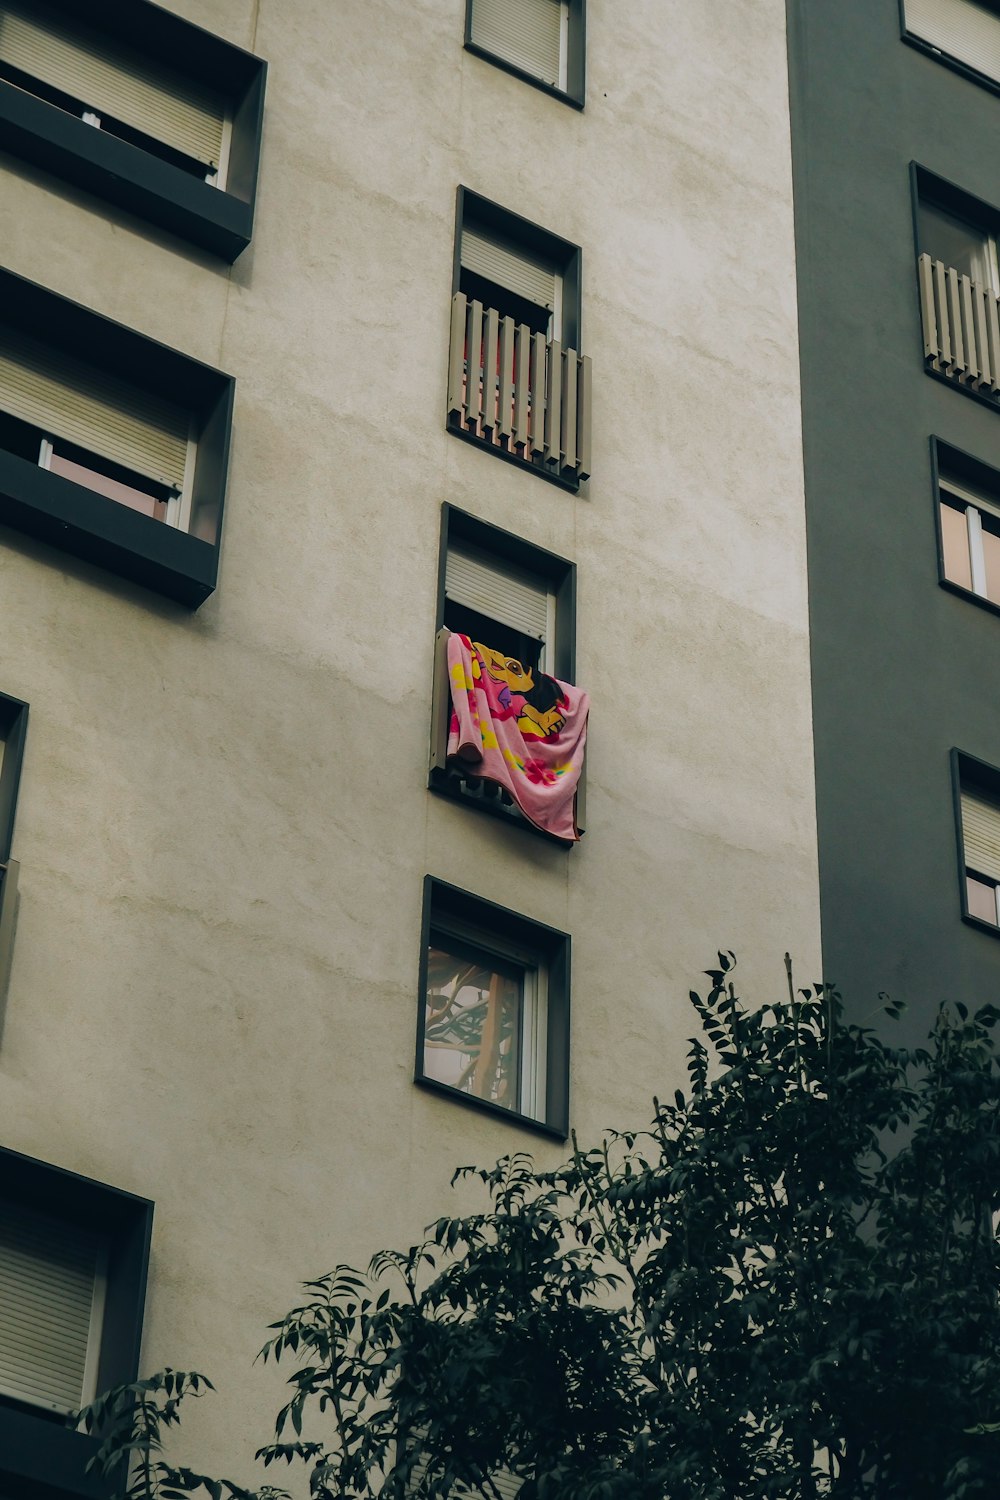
[81,957,1000,1499]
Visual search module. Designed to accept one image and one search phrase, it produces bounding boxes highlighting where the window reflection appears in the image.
[423,941,524,1112]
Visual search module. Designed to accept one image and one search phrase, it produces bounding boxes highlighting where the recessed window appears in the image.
[466,0,584,107]
[937,445,1000,607]
[0,1146,152,1496]
[0,0,265,261]
[903,0,1000,94]
[915,173,1000,400]
[448,190,591,487]
[0,691,27,867]
[429,504,585,839]
[958,770,1000,928]
[416,878,570,1138]
[0,266,233,608]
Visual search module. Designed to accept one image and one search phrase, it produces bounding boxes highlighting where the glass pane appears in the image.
[49,451,168,521]
[967,873,998,924]
[940,501,973,591]
[982,521,1000,605]
[918,201,993,285]
[423,943,523,1112]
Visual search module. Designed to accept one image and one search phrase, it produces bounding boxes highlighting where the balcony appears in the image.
[918,252,1000,399]
[446,292,592,487]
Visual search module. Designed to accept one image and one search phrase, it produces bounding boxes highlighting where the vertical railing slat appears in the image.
[466,299,484,431]
[513,324,530,451]
[577,355,592,482]
[947,269,966,374]
[545,338,563,465]
[934,259,952,369]
[960,273,979,383]
[481,307,499,437]
[530,332,546,456]
[975,281,992,390]
[918,254,938,362]
[561,346,577,475]
[447,292,468,423]
[987,293,1000,394]
[498,316,515,447]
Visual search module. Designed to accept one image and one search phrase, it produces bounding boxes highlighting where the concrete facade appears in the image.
[788,0,1000,1036]
[0,0,819,1482]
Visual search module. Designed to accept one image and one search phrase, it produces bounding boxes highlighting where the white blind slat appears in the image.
[446,544,550,642]
[408,1454,523,1498]
[470,0,562,86]
[905,0,1000,83]
[462,226,557,312]
[962,789,1000,882]
[0,0,225,166]
[0,327,189,489]
[0,1202,101,1414]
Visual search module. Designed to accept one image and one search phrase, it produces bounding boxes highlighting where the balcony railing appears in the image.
[918,253,1000,398]
[447,292,592,484]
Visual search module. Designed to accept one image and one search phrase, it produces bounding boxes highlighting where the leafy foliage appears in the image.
[81,958,1000,1498]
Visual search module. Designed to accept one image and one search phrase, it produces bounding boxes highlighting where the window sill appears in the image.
[414,1075,568,1141]
[429,765,577,846]
[0,1403,109,1500]
[940,576,1000,622]
[902,31,1000,103]
[925,363,1000,413]
[962,910,1000,939]
[0,450,220,607]
[0,81,254,262]
[463,40,584,108]
[447,419,584,493]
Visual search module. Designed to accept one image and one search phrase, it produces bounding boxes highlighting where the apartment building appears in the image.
[788,0,1000,1038]
[0,1,820,1492]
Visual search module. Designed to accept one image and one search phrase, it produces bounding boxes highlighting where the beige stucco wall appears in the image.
[0,0,819,1481]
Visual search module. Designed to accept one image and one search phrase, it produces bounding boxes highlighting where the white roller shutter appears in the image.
[447,543,550,642]
[905,0,1000,83]
[0,0,225,167]
[462,226,557,312]
[0,1201,105,1415]
[408,1452,522,1498]
[470,0,563,88]
[0,327,189,490]
[961,788,1000,881]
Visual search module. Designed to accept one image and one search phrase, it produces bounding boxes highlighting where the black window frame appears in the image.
[899,0,1000,103]
[464,0,585,109]
[415,876,571,1140]
[0,692,28,866]
[0,0,266,263]
[450,187,584,493]
[429,502,578,843]
[0,266,234,609]
[0,1145,153,1500]
[952,749,1000,937]
[932,437,1000,620]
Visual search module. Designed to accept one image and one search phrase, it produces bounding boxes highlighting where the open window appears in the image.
[936,440,1000,611]
[465,0,585,107]
[416,877,570,1138]
[0,266,233,607]
[429,504,582,838]
[447,189,591,488]
[0,1146,152,1497]
[902,0,1000,97]
[0,0,265,261]
[915,169,1000,400]
[954,752,1000,931]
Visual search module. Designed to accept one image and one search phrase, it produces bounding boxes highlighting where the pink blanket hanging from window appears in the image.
[446,632,589,842]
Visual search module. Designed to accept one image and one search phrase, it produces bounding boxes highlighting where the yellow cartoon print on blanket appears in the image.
[472,642,567,739]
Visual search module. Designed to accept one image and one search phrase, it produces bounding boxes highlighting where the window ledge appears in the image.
[0,81,255,262]
[924,363,1000,413]
[0,450,220,607]
[463,40,584,108]
[429,765,577,846]
[902,31,1000,103]
[415,1074,568,1141]
[962,910,1000,939]
[0,1403,108,1499]
[940,576,1000,621]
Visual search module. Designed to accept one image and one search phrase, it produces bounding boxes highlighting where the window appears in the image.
[0,1146,152,1498]
[448,192,591,487]
[957,757,1000,929]
[466,0,584,107]
[416,878,570,1138]
[0,0,265,261]
[903,0,1000,96]
[0,266,233,608]
[0,693,27,1001]
[429,504,583,836]
[915,171,1000,400]
[936,441,1000,609]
